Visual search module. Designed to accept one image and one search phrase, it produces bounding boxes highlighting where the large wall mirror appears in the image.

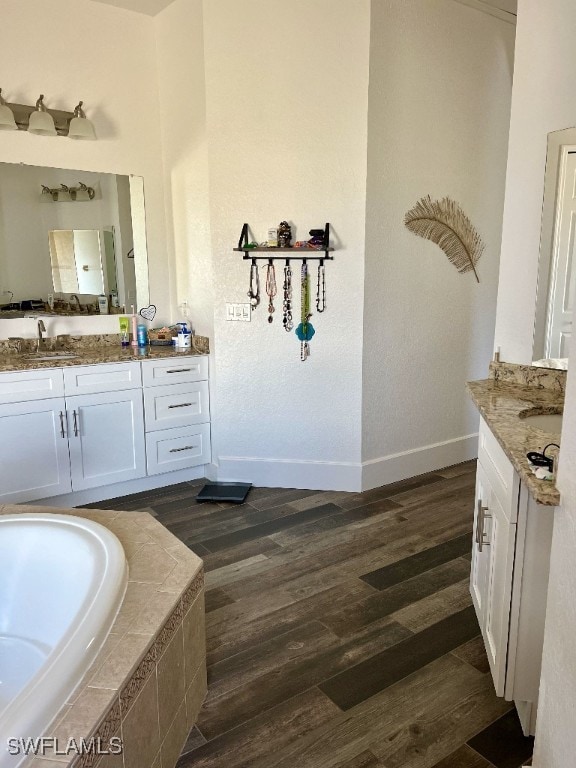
[533,127,576,369]
[0,163,149,317]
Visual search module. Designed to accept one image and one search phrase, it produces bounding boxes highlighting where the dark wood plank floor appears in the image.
[88,462,534,768]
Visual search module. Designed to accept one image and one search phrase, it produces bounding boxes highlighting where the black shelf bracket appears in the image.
[234,223,334,262]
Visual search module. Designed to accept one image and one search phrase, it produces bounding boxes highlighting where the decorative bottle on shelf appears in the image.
[278,221,292,248]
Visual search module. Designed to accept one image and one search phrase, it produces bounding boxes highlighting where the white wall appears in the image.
[154,0,214,340]
[0,0,170,340]
[361,0,515,488]
[496,2,576,764]
[201,0,371,490]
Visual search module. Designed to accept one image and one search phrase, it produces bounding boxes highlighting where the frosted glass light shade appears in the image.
[0,104,17,131]
[28,109,57,136]
[68,116,96,140]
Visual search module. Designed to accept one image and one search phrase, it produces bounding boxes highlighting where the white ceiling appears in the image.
[87,0,176,16]
[87,0,517,20]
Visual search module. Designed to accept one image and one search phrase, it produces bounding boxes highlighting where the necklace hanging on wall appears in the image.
[282,262,293,332]
[265,260,277,323]
[247,259,260,309]
[316,260,326,313]
[295,261,315,361]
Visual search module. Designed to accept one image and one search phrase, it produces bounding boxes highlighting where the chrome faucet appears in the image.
[69,294,81,312]
[37,319,47,351]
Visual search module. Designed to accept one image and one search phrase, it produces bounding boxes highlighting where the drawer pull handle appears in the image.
[166,368,192,374]
[169,445,196,453]
[59,411,66,438]
[73,409,79,438]
[168,402,193,409]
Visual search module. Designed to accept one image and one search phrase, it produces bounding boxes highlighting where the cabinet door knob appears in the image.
[59,411,66,438]
[73,410,79,437]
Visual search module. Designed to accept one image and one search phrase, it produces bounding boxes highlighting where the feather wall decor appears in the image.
[404,195,484,283]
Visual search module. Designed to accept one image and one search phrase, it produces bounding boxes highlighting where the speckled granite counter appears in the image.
[0,334,210,372]
[467,372,564,506]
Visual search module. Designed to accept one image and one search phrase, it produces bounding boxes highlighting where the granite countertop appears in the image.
[467,378,563,506]
[0,334,210,372]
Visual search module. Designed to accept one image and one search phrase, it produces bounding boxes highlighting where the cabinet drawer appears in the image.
[478,416,519,522]
[146,423,211,475]
[63,362,142,396]
[142,356,208,387]
[0,368,64,404]
[144,381,210,431]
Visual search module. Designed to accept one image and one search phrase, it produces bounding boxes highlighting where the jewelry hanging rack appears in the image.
[234,222,335,262]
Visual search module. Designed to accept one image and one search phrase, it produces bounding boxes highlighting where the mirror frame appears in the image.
[0,163,150,319]
[533,126,576,361]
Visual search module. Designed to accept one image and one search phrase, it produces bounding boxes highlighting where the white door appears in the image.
[470,462,491,627]
[482,479,517,697]
[67,390,146,491]
[0,398,72,502]
[546,150,576,357]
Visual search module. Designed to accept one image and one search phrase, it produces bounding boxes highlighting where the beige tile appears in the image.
[90,633,155,691]
[144,517,188,549]
[72,509,122,524]
[160,701,188,768]
[157,625,186,736]
[151,753,161,768]
[185,664,207,732]
[104,516,155,548]
[52,688,118,743]
[26,760,70,768]
[159,557,199,594]
[183,594,206,688]
[128,542,178,584]
[67,633,124,704]
[121,673,160,768]
[93,730,124,768]
[110,582,180,635]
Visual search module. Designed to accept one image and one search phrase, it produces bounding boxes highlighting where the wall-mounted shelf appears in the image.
[234,223,334,261]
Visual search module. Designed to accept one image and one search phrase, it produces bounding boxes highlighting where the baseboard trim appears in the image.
[361,433,478,491]
[216,456,363,492]
[216,435,478,493]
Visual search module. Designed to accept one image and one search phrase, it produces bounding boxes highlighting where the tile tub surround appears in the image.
[0,335,210,372]
[0,504,207,768]
[467,378,564,506]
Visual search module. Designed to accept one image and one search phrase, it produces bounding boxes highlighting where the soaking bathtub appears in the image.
[0,513,128,768]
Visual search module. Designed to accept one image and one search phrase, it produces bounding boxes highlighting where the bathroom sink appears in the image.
[24,352,79,361]
[520,413,563,432]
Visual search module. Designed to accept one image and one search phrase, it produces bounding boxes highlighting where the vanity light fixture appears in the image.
[28,95,57,136]
[68,102,96,140]
[0,89,17,131]
[0,88,97,139]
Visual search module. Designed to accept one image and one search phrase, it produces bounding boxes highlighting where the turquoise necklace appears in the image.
[296,262,315,360]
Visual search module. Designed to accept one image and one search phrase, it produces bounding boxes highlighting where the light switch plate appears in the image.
[226,302,251,322]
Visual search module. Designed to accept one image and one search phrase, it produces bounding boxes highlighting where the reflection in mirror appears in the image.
[532,127,576,369]
[0,163,149,317]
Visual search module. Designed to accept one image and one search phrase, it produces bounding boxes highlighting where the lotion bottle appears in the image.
[130,306,138,347]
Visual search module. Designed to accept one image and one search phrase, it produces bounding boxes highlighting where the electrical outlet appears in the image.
[226,303,251,322]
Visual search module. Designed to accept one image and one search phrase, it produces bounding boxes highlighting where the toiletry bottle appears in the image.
[98,294,109,314]
[119,316,130,347]
[131,306,138,347]
[137,323,148,348]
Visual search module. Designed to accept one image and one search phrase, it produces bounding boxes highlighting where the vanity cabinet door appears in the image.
[470,462,491,627]
[66,390,146,491]
[481,475,516,697]
[0,398,72,502]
